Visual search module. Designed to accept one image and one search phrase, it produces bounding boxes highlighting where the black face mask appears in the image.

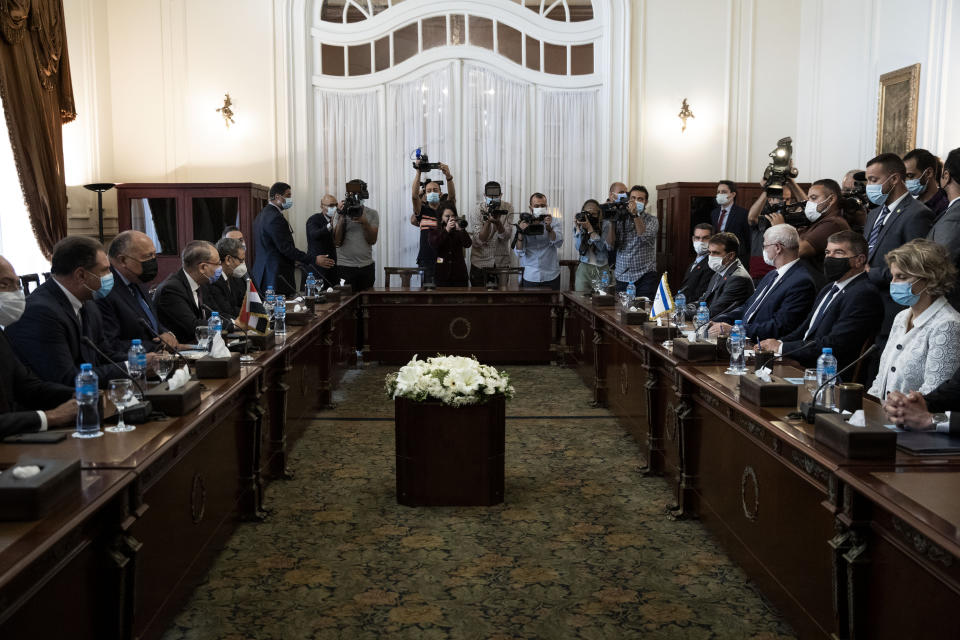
[823,256,852,283]
[137,257,159,283]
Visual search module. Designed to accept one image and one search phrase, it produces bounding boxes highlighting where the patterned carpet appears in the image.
[162,364,795,639]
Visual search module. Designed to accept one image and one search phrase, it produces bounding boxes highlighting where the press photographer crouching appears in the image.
[469,181,514,287]
[428,202,472,287]
[410,160,455,286]
[514,193,563,289]
[611,183,659,299]
[573,199,614,292]
[334,179,379,292]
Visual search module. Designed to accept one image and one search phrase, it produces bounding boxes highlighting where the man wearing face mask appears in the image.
[694,232,754,317]
[469,181,515,287]
[515,192,563,289]
[711,181,751,267]
[411,163,456,287]
[904,148,949,220]
[6,236,128,387]
[927,147,960,309]
[97,230,179,354]
[0,255,78,436]
[203,237,249,319]
[764,179,850,274]
[305,194,339,287]
[154,241,221,344]
[677,223,715,301]
[613,184,659,299]
[759,231,882,373]
[709,224,816,341]
[253,181,328,296]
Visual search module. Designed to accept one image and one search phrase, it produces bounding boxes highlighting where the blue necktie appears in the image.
[867,205,891,253]
[130,283,158,332]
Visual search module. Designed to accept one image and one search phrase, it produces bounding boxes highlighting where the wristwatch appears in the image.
[931,413,949,430]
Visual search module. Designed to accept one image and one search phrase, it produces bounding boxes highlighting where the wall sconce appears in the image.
[216,93,235,128]
[678,98,694,133]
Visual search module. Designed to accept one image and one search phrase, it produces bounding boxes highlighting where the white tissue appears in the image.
[685,331,697,343]
[339,279,346,286]
[656,317,663,327]
[326,286,335,293]
[208,331,232,358]
[755,366,772,382]
[167,365,191,391]
[11,465,41,479]
[629,306,638,312]
[847,409,866,427]
[293,304,303,313]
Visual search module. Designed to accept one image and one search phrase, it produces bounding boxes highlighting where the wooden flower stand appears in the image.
[394,395,505,506]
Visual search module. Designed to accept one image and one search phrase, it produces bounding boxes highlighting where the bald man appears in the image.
[98,230,180,353]
[305,194,338,286]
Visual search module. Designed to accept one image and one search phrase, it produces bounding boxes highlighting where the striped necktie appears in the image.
[867,205,891,253]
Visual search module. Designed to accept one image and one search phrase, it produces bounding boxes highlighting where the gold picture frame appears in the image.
[876,63,921,156]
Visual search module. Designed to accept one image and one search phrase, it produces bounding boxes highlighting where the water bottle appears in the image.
[624,281,635,308]
[74,363,101,438]
[264,285,276,319]
[729,320,746,374]
[273,295,287,335]
[674,292,686,327]
[127,339,146,398]
[305,272,316,297]
[816,347,838,408]
[695,302,710,341]
[207,312,222,351]
[601,270,612,294]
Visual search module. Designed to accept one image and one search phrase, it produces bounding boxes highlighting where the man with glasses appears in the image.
[207,237,249,318]
[154,240,221,343]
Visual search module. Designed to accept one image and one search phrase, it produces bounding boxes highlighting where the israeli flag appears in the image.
[649,273,675,321]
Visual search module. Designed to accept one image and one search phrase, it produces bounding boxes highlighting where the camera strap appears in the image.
[510,225,523,250]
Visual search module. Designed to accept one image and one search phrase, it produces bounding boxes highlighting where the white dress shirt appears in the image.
[184,270,202,308]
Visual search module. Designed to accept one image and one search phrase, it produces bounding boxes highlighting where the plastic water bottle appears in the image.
[74,363,101,438]
[305,272,316,297]
[264,285,276,319]
[729,320,746,374]
[817,347,838,408]
[207,312,222,351]
[695,302,710,341]
[674,292,687,327]
[624,281,635,307]
[127,339,146,397]
[273,295,287,335]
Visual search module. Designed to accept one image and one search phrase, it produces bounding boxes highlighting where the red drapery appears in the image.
[0,0,76,259]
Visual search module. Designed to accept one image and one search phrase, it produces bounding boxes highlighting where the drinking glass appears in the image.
[155,354,173,382]
[803,368,819,397]
[106,379,136,433]
[195,326,210,351]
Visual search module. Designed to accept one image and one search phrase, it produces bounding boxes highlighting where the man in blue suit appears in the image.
[760,231,883,371]
[711,180,751,267]
[709,224,816,341]
[252,181,331,296]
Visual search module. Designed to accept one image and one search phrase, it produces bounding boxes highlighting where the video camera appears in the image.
[841,175,870,212]
[598,200,630,221]
[757,200,808,232]
[763,137,799,197]
[518,211,547,236]
[412,149,441,172]
[481,183,508,221]
[344,179,369,218]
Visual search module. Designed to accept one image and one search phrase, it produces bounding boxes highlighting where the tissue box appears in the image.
[285,305,314,326]
[739,372,799,407]
[591,294,615,307]
[618,308,648,325]
[672,338,719,362]
[194,352,241,379]
[335,284,353,295]
[814,412,896,460]
[145,380,202,415]
[322,290,342,303]
[0,458,81,521]
[246,331,276,351]
[641,324,678,342]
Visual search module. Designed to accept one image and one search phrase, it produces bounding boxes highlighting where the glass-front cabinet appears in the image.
[116,183,268,285]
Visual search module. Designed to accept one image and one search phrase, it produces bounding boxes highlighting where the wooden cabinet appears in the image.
[116,183,269,284]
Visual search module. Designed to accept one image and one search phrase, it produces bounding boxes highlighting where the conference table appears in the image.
[0,288,958,639]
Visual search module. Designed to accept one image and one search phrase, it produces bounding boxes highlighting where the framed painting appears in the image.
[876,63,921,156]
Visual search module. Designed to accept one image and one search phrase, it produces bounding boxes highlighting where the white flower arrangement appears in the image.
[385,355,514,407]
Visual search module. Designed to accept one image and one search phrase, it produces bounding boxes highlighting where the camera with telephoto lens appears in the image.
[575,210,600,226]
[412,153,441,172]
[344,179,369,218]
[762,136,799,197]
[757,200,808,232]
[481,183,508,221]
[518,211,546,236]
[598,200,630,221]
[841,177,870,212]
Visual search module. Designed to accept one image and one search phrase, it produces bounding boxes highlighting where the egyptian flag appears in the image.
[649,273,675,321]
[236,279,270,334]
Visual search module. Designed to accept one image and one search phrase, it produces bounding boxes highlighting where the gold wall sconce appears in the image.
[216,93,235,128]
[678,98,694,132]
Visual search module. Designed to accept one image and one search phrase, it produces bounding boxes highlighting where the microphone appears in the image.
[138,318,191,368]
[277,274,300,297]
[82,336,152,421]
[201,303,235,323]
[755,340,816,373]
[803,344,878,423]
[296,263,335,291]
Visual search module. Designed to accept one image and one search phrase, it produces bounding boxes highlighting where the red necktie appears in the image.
[718,209,728,230]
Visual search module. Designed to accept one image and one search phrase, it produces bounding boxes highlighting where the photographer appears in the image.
[469,181,514,287]
[766,179,850,274]
[904,148,949,219]
[747,179,804,282]
[410,162,455,285]
[428,202,472,287]
[613,184,659,299]
[514,192,563,289]
[573,199,614,292]
[333,181,379,292]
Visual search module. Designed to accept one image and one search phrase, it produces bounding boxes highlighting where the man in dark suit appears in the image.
[252,181,331,296]
[204,236,248,319]
[97,230,179,354]
[154,240,220,344]
[677,223,714,301]
[883,363,960,432]
[0,255,76,436]
[710,224,817,341]
[710,180,751,267]
[305,194,340,288]
[927,147,960,308]
[760,231,883,372]
[696,232,754,318]
[6,237,131,388]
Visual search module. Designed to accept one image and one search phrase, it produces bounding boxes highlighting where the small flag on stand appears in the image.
[649,273,675,321]
[236,280,270,334]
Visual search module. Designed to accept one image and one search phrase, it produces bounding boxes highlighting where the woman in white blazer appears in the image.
[869,239,960,400]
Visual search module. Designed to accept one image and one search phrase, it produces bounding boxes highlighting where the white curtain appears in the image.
[537,88,601,266]
[383,63,455,281]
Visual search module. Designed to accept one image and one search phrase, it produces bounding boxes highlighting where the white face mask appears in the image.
[693,240,709,255]
[326,206,337,217]
[532,207,547,217]
[804,200,822,222]
[232,262,248,279]
[708,255,725,272]
[716,193,730,206]
[0,290,25,327]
